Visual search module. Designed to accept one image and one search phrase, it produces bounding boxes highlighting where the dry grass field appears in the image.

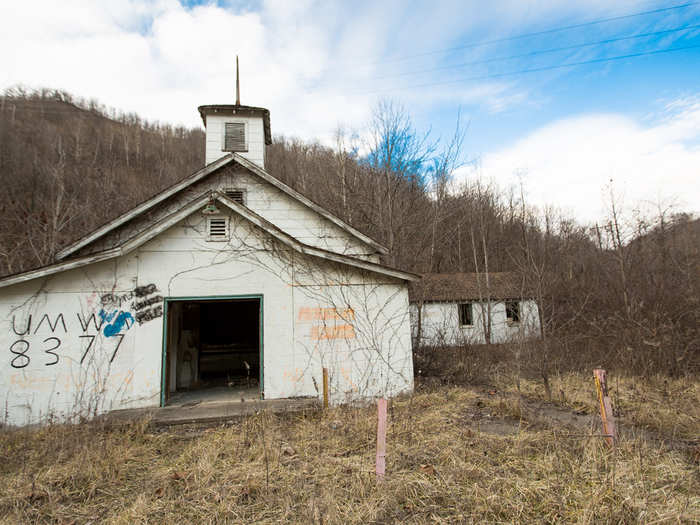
[493,372,700,442]
[1,372,698,524]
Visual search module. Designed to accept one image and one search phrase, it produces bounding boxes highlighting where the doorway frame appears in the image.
[160,294,264,407]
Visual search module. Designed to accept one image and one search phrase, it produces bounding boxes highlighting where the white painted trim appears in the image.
[0,191,417,289]
[0,248,122,289]
[231,154,389,255]
[55,155,234,260]
[119,194,214,254]
[56,153,388,261]
[215,193,418,281]
[0,194,214,289]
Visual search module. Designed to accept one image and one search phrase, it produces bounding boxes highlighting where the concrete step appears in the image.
[106,397,320,427]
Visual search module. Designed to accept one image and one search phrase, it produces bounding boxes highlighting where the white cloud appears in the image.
[0,0,371,137]
[460,98,700,223]
[2,0,698,220]
[2,0,603,137]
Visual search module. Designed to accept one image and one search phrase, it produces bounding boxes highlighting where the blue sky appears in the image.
[1,0,699,223]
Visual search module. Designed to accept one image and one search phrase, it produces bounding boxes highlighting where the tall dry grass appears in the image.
[414,341,700,442]
[0,383,698,524]
[494,372,700,442]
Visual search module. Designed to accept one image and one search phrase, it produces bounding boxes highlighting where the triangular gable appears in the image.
[0,191,417,289]
[56,153,388,260]
[214,192,416,281]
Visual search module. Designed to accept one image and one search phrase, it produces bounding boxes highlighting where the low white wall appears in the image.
[410,300,541,346]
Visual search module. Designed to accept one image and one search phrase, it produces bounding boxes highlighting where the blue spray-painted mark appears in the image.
[99,309,116,323]
[99,309,135,337]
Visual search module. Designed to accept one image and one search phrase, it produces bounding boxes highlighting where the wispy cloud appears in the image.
[4,0,657,131]
[1,0,698,221]
[459,96,700,222]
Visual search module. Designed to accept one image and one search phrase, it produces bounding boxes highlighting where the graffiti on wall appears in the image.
[7,283,161,369]
[297,307,356,340]
[9,311,130,369]
[298,307,354,322]
[310,324,355,340]
[101,283,163,325]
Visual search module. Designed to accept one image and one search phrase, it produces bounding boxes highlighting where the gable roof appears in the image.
[56,153,388,260]
[0,191,417,289]
[215,193,417,281]
[408,272,531,302]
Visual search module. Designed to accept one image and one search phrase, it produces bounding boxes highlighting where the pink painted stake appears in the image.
[376,398,387,478]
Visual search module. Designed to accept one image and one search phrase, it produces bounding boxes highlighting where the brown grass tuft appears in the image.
[1,377,698,523]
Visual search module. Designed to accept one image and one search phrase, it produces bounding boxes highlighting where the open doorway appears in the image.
[162,296,262,406]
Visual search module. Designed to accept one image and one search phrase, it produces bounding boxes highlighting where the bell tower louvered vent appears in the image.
[223,122,247,152]
[207,217,229,241]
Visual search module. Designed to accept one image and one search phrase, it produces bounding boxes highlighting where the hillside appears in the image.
[0,88,204,275]
[0,88,698,378]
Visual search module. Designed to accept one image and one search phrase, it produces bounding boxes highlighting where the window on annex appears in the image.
[458,302,473,326]
[505,301,520,324]
[223,122,247,152]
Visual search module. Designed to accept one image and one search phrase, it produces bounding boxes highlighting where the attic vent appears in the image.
[224,189,245,205]
[223,122,247,152]
[207,217,229,241]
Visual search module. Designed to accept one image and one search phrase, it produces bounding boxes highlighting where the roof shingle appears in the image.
[408,272,531,302]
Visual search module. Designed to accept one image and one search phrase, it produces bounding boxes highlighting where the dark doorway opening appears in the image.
[163,297,262,406]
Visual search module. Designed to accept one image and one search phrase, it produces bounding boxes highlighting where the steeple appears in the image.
[197,57,271,168]
[235,55,240,105]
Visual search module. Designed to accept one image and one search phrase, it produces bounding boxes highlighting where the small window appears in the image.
[207,216,229,241]
[224,188,245,205]
[459,303,473,326]
[223,122,247,152]
[506,301,520,323]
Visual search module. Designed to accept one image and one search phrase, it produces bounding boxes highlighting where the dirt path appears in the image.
[460,386,699,461]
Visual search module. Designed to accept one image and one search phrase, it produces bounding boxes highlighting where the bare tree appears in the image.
[364,99,436,266]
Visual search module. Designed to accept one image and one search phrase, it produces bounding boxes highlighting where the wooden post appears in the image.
[322,367,329,409]
[376,398,387,479]
[594,369,616,447]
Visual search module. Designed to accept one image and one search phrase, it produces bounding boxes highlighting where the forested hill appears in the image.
[0,88,204,275]
[1,88,697,376]
[0,89,530,279]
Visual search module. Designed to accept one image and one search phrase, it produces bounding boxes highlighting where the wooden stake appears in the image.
[594,369,616,447]
[322,367,329,409]
[376,398,387,479]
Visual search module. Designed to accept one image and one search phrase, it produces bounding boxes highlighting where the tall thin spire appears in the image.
[235,55,240,105]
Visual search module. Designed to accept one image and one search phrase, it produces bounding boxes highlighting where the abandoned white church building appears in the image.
[409,273,541,346]
[0,96,419,426]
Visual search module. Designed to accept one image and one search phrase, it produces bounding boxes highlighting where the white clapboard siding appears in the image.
[0,211,412,426]
[205,115,265,168]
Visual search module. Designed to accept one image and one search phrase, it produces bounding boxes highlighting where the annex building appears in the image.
[409,272,541,346]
